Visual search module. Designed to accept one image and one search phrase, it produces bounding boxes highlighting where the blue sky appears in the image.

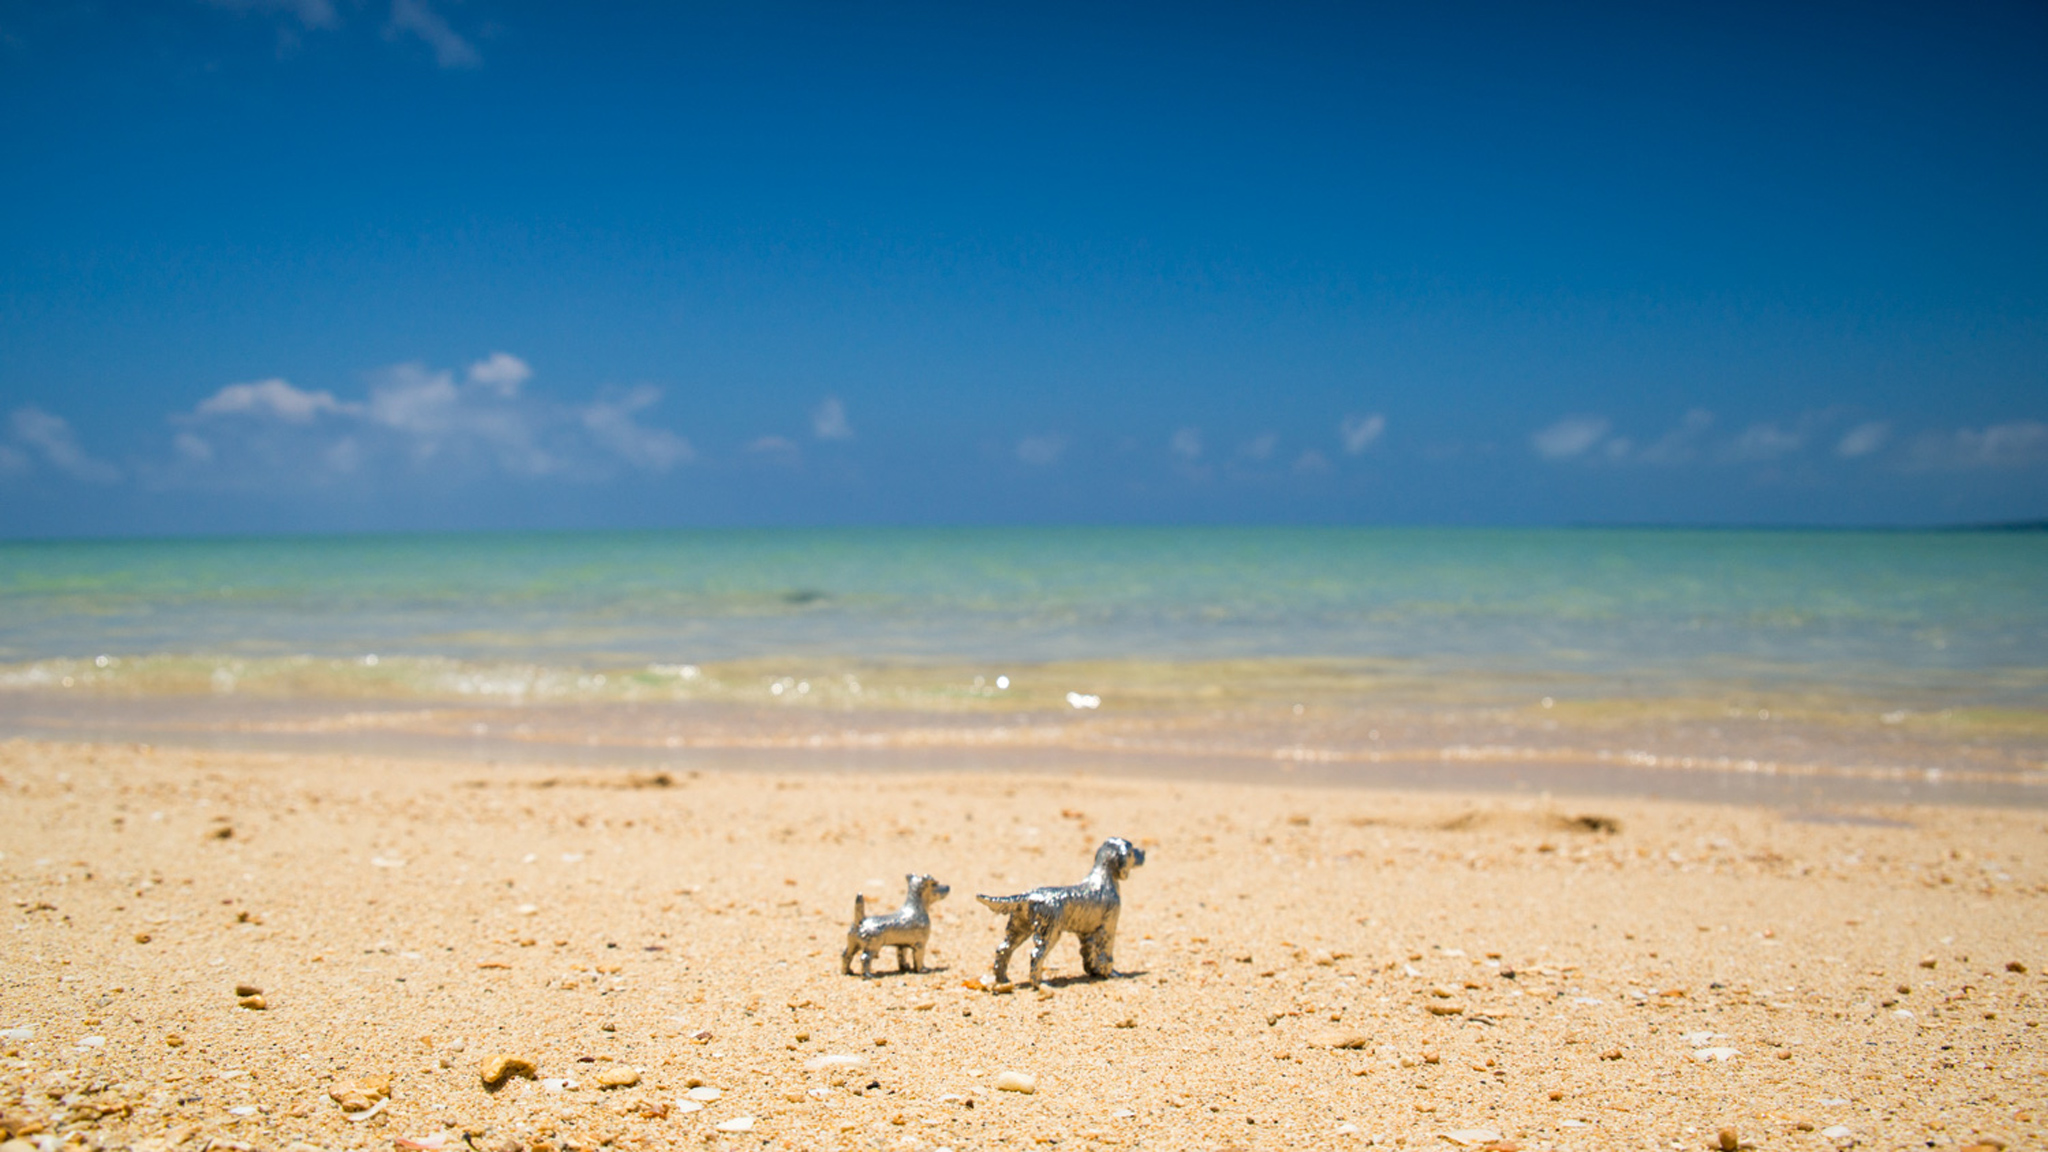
[1,0,2044,534]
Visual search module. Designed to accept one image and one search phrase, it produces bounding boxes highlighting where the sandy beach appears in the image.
[1,738,2042,1152]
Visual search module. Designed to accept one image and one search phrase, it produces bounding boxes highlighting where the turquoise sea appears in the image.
[1,526,2043,695]
[2,527,2043,803]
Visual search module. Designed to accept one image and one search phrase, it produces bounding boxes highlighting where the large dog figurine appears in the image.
[842,873,949,978]
[978,837,1145,987]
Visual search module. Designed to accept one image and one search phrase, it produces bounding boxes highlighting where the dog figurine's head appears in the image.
[909,874,950,904]
[1095,837,1146,880]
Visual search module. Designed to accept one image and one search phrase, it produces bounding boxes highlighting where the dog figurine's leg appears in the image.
[1080,928,1115,978]
[908,940,925,973]
[992,918,1028,984]
[1027,927,1062,987]
[844,893,870,978]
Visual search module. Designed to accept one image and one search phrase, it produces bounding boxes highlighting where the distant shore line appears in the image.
[1,519,2045,545]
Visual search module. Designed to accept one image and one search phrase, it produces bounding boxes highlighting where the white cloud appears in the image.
[1836,421,1890,459]
[205,0,339,29]
[174,432,215,463]
[467,352,533,397]
[1239,432,1279,461]
[1630,408,1714,465]
[811,397,853,441]
[174,354,695,486]
[746,435,802,462]
[8,407,121,483]
[581,387,694,472]
[1016,433,1066,466]
[196,378,353,423]
[366,361,556,473]
[324,436,363,474]
[1910,420,2048,469]
[1339,413,1386,454]
[1531,415,1610,460]
[0,444,28,475]
[387,0,480,68]
[365,362,460,434]
[1169,427,1204,461]
[1293,449,1331,475]
[1727,422,1803,460]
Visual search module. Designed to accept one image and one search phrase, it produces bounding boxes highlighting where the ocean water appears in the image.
[2,527,2043,803]
[1,526,2043,691]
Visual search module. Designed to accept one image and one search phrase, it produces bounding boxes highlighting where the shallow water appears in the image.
[3,527,2043,802]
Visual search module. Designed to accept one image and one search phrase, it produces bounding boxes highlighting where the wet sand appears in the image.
[2,737,2044,1152]
[4,689,2044,810]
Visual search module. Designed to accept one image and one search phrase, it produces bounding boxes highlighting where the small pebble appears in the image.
[328,1075,392,1114]
[479,1055,536,1088]
[686,1086,721,1102]
[594,1066,640,1089]
[134,933,152,944]
[713,1117,754,1133]
[1820,1125,1853,1141]
[994,1070,1036,1094]
[237,995,267,1011]
[2007,961,2028,973]
[1309,1030,1370,1050]
[1440,1128,1502,1147]
[234,983,262,997]
[1599,1048,1623,1061]
[1427,1003,1465,1016]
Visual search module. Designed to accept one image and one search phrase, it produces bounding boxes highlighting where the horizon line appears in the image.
[1,518,2044,546]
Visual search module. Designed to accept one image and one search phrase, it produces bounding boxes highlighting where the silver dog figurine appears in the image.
[978,837,1145,987]
[842,873,949,978]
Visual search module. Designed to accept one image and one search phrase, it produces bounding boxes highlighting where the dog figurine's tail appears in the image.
[977,893,1027,914]
[851,892,867,927]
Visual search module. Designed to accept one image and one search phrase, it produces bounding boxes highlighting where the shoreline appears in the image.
[4,687,2044,811]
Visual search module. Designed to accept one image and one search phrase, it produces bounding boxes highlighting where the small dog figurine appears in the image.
[842,873,949,978]
[978,837,1145,987]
